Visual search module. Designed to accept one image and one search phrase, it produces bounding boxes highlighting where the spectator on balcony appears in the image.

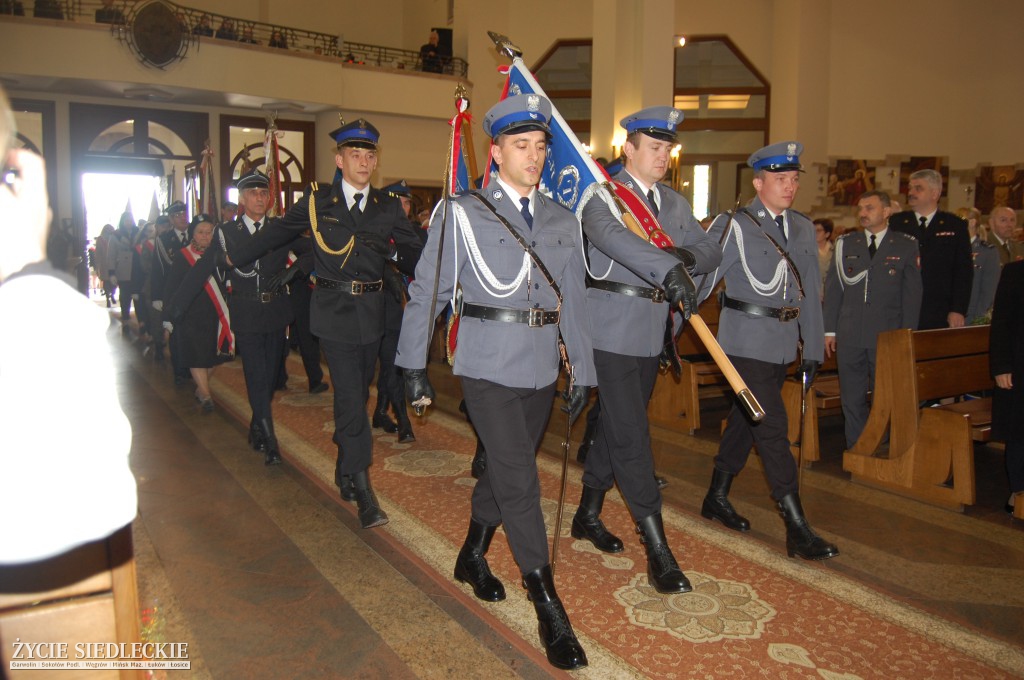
[239,25,258,45]
[215,18,238,41]
[95,0,124,25]
[192,13,213,37]
[0,0,24,15]
[269,29,288,49]
[419,30,449,73]
[32,0,62,19]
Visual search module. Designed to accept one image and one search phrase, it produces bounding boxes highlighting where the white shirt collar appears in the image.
[624,171,659,209]
[241,213,264,235]
[867,227,888,244]
[494,176,535,214]
[341,179,370,211]
[914,210,936,226]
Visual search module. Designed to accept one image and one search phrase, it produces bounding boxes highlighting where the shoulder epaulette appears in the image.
[977,239,995,248]
[837,232,852,241]
[896,231,917,242]
[790,209,812,221]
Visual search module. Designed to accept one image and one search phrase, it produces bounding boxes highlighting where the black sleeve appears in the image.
[989,262,1023,377]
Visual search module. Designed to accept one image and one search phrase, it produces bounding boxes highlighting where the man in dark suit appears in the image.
[575,106,720,594]
[824,191,921,448]
[888,169,972,329]
[217,169,294,466]
[222,119,423,529]
[397,94,597,671]
[152,201,193,384]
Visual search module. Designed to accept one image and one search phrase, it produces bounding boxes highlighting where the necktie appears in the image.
[919,215,927,231]
[775,215,787,245]
[647,188,659,217]
[179,231,187,245]
[868,234,877,258]
[352,193,363,215]
[520,197,533,230]
[253,220,261,232]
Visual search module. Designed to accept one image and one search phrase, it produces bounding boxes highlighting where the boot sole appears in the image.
[700,507,751,532]
[569,525,624,553]
[788,548,840,561]
[360,515,389,529]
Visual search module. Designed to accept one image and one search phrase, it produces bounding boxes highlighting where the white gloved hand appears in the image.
[153,300,163,311]
[162,321,174,334]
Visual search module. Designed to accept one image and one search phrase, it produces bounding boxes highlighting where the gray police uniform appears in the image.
[702,195,824,499]
[582,169,720,517]
[396,186,595,575]
[823,230,921,447]
[967,237,1000,321]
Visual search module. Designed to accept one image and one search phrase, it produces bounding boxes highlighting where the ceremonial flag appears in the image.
[264,119,283,217]
[490,58,611,218]
[199,140,218,217]
[449,91,476,194]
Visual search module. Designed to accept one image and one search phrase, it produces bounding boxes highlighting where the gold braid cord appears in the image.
[308,189,354,271]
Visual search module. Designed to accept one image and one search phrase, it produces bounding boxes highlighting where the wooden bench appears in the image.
[842,326,993,511]
[781,354,840,465]
[0,526,142,680]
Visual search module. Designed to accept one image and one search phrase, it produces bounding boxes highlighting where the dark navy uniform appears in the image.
[889,210,972,329]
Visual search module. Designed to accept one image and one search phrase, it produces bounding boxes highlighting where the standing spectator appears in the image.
[215,18,238,41]
[824,191,922,448]
[700,141,838,561]
[986,206,1024,265]
[419,30,449,73]
[95,0,124,24]
[888,169,972,329]
[95,223,116,307]
[269,30,288,49]
[960,207,1000,323]
[220,200,238,224]
[990,260,1024,514]
[239,25,258,45]
[108,211,140,335]
[163,216,233,412]
[813,218,834,288]
[192,13,213,37]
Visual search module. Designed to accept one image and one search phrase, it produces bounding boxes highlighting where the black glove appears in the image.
[561,385,591,427]
[382,264,405,304]
[266,265,303,293]
[795,360,820,392]
[659,341,682,377]
[671,247,697,272]
[662,263,697,320]
[356,231,396,259]
[404,368,435,416]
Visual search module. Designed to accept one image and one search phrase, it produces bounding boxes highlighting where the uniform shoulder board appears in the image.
[789,209,812,221]
[977,238,995,248]
[896,231,917,242]
[836,232,852,241]
[301,181,319,199]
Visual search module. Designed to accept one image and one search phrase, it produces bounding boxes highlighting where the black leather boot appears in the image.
[372,392,398,433]
[453,520,506,601]
[247,419,265,453]
[701,468,751,532]
[777,493,839,561]
[396,415,416,443]
[571,486,624,553]
[522,565,587,671]
[258,418,282,466]
[351,469,388,529]
[336,472,355,502]
[636,513,691,593]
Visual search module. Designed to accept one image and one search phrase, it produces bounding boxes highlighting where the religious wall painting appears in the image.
[974,165,1024,213]
[898,156,948,196]
[827,159,876,206]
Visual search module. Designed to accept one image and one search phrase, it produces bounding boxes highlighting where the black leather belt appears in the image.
[586,276,665,303]
[721,294,800,322]
[461,303,559,327]
[231,291,282,303]
[311,275,383,294]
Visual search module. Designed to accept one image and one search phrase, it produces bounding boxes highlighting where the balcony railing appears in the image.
[2,0,468,76]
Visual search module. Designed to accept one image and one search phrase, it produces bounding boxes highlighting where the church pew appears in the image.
[842,326,993,511]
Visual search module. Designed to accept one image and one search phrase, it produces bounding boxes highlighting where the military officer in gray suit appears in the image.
[574,106,720,594]
[222,119,423,530]
[823,191,922,449]
[967,212,1000,322]
[699,141,838,561]
[397,95,614,671]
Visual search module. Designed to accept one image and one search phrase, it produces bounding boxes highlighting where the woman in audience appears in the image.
[990,259,1024,515]
[269,30,288,49]
[163,215,233,412]
[814,217,834,287]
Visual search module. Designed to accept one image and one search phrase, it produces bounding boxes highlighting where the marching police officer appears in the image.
[152,201,193,384]
[699,141,839,561]
[824,190,921,448]
[575,106,720,593]
[222,119,423,529]
[396,94,595,671]
[217,169,294,465]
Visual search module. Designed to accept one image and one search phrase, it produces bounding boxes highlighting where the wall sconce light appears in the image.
[676,36,687,47]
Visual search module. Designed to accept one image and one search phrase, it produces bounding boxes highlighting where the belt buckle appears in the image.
[651,289,665,303]
[528,308,544,327]
[779,306,800,322]
[350,281,363,295]
[259,292,273,303]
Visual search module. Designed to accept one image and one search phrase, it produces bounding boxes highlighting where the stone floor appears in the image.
[115,319,1024,679]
